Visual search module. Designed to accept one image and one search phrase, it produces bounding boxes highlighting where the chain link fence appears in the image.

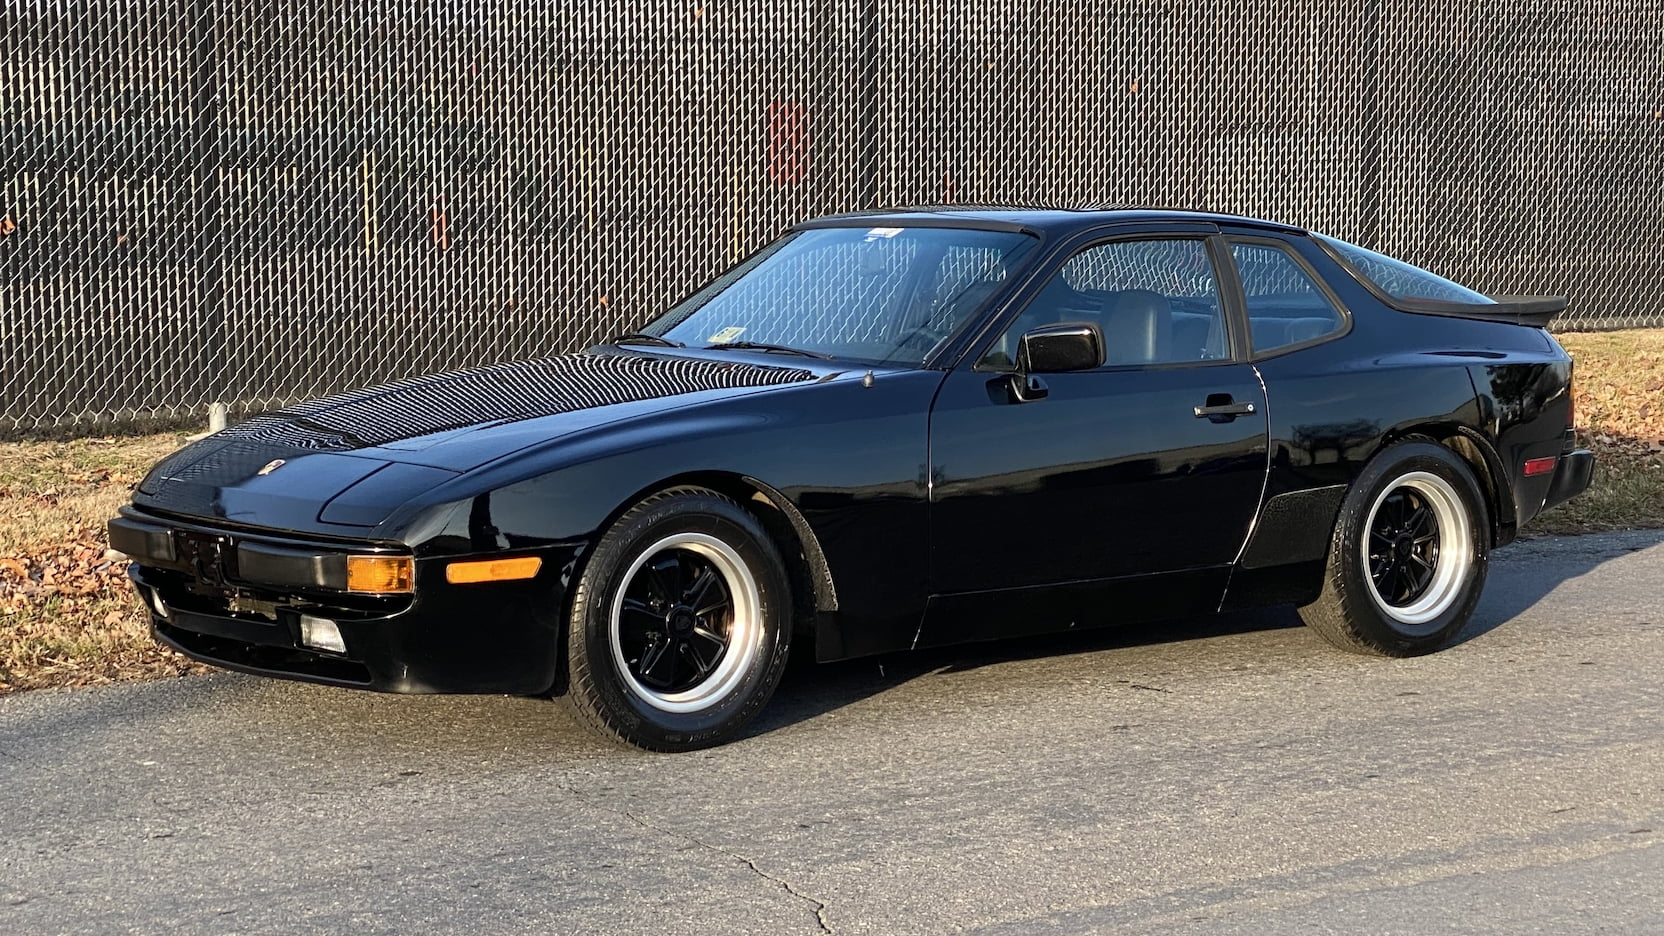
[3,1,1661,434]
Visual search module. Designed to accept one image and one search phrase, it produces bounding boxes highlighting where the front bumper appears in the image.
[116,513,580,695]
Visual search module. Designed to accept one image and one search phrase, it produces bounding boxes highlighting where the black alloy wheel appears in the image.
[608,534,763,713]
[1299,439,1489,657]
[617,548,736,695]
[1367,486,1441,607]
[564,487,792,751]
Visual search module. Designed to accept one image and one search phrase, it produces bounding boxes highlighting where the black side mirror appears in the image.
[1018,322,1105,374]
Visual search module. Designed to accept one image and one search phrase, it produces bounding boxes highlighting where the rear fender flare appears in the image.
[1439,427,1516,548]
[1370,425,1513,549]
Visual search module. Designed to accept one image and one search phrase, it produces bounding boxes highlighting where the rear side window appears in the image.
[1230,242,1346,354]
[1316,234,1493,304]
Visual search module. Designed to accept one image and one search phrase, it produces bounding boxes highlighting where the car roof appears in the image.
[793,205,1308,238]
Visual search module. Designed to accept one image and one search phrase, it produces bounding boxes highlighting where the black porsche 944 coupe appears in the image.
[111,208,1593,750]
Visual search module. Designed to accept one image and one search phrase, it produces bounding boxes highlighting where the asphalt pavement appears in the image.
[3,528,1662,935]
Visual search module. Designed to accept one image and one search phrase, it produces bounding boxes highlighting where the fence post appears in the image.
[189,0,228,419]
[856,0,880,209]
[1358,0,1383,247]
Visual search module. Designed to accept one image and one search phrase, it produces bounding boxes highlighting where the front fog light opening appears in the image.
[300,615,347,655]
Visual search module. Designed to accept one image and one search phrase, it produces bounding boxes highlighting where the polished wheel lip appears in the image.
[1360,470,1473,631]
[609,532,763,714]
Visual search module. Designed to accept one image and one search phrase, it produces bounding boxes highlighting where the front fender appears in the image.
[376,369,945,659]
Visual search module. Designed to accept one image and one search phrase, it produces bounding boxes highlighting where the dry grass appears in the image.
[0,434,208,692]
[0,329,1659,694]
[1527,329,1664,535]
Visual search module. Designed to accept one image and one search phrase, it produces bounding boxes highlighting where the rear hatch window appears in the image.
[1315,234,1493,304]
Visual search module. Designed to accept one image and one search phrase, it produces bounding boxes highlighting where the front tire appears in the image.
[564,487,792,751]
[1299,440,1490,657]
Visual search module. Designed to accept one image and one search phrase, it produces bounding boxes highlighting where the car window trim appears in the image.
[794,215,1041,235]
[1206,234,1252,362]
[1224,234,1355,361]
[965,227,1241,374]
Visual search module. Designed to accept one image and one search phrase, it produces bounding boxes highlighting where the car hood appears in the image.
[132,351,819,528]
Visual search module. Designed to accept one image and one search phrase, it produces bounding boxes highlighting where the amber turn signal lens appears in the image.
[445,556,543,585]
[345,555,415,593]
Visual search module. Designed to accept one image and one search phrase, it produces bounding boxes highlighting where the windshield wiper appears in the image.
[703,341,835,360]
[608,332,684,348]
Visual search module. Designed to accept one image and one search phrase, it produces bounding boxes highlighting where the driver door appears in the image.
[919,233,1269,646]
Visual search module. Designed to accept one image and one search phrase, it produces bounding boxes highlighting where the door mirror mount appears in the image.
[1000,372,1049,403]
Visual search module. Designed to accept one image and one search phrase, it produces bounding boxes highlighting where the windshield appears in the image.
[641,225,1039,365]
[1316,233,1493,304]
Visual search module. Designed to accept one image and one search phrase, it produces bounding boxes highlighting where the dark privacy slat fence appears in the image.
[3,1,1661,432]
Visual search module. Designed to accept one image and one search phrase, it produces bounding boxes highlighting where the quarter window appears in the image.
[981,238,1229,368]
[1230,242,1345,353]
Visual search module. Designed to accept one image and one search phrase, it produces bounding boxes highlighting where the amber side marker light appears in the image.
[445,556,543,585]
[345,555,415,593]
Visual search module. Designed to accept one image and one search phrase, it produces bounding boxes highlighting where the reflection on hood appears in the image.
[214,352,816,452]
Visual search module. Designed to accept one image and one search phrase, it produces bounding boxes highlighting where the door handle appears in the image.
[1193,396,1256,419]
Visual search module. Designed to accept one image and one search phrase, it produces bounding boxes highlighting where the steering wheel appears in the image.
[892,322,950,355]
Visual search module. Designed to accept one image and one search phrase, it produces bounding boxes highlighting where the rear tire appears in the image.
[1299,440,1489,657]
[563,487,792,751]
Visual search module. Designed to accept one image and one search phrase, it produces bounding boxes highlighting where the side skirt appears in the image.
[913,567,1230,650]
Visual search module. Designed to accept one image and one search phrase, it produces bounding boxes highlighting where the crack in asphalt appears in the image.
[560,783,832,934]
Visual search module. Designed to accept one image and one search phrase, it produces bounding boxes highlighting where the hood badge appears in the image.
[256,459,287,476]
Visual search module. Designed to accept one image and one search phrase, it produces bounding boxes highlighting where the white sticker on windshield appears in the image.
[707,325,746,344]
[865,227,903,239]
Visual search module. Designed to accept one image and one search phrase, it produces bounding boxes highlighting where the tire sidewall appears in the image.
[1333,441,1490,654]
[571,491,791,749]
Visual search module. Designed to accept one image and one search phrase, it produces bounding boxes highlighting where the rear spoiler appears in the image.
[1393,295,1568,328]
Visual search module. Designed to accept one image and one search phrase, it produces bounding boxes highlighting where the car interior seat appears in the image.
[1101,289,1172,365]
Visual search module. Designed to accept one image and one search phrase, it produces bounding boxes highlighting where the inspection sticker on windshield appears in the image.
[707,326,746,344]
[864,227,903,239]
